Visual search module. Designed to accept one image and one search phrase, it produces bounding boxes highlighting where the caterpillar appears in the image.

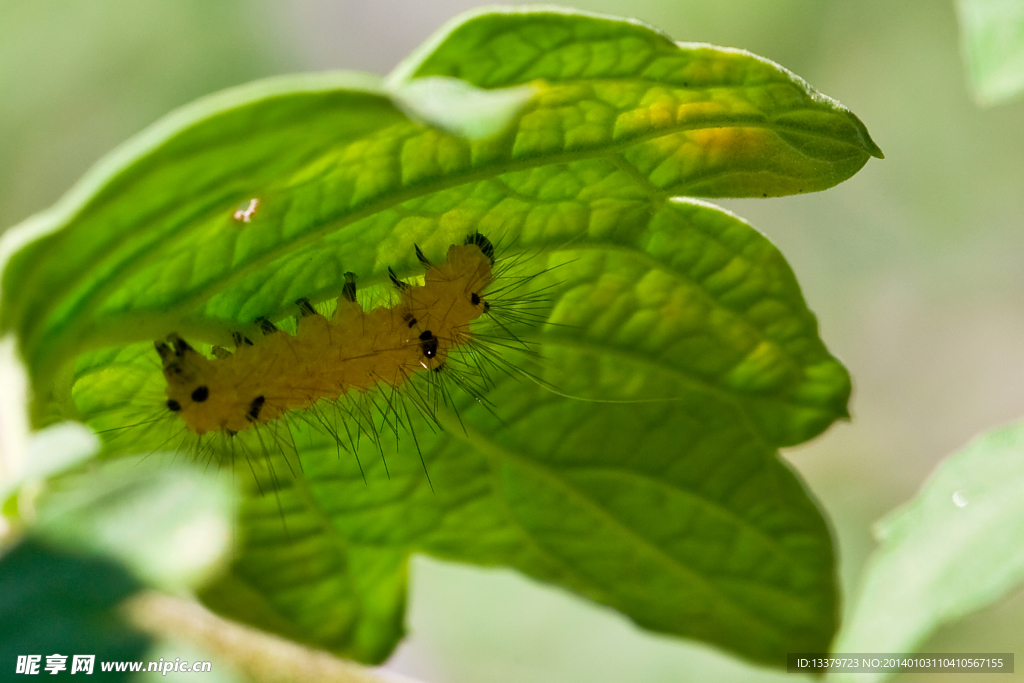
[145,232,530,466]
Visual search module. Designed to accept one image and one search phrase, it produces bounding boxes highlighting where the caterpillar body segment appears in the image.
[156,236,496,437]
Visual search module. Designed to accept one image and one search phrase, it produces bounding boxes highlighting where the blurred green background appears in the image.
[3,0,1023,681]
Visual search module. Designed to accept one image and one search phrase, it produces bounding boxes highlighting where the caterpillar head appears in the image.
[410,235,494,355]
[156,334,256,434]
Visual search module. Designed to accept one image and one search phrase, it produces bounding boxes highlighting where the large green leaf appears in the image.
[832,420,1024,683]
[0,6,880,671]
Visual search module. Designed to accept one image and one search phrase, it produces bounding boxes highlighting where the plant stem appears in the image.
[122,591,426,683]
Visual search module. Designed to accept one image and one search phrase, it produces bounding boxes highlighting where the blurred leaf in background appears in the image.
[0,422,97,501]
[31,457,235,593]
[832,420,1024,682]
[1,418,240,679]
[0,540,149,680]
[826,4,1024,676]
[956,0,1024,106]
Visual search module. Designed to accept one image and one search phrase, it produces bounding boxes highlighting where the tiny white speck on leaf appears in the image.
[233,198,259,223]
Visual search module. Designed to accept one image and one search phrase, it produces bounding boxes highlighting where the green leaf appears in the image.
[0,540,149,678]
[956,0,1024,106]
[1,421,97,500]
[388,76,538,140]
[32,458,235,592]
[832,420,1024,682]
[0,5,880,670]
[196,364,838,666]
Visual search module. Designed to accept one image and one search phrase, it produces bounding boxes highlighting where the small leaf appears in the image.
[388,76,538,140]
[33,458,235,591]
[833,420,1024,682]
[0,540,149,678]
[957,0,1024,106]
[1,422,97,501]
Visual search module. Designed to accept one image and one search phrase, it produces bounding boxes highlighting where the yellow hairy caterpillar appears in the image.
[136,232,537,471]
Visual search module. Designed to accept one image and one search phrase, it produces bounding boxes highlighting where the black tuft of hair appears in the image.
[256,316,278,334]
[343,272,358,302]
[388,267,410,291]
[414,244,432,267]
[464,233,495,265]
